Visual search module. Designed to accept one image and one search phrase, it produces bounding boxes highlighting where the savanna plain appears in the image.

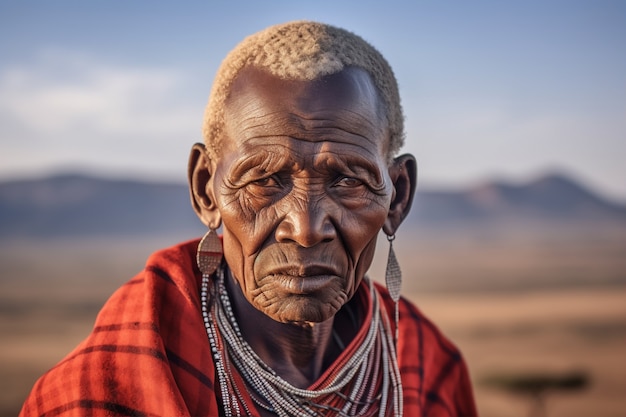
[1,227,625,417]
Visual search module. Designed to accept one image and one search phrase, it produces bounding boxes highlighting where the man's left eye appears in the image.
[334,177,363,187]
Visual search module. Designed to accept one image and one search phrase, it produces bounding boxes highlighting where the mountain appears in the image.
[0,173,203,238]
[0,172,625,238]
[408,173,626,229]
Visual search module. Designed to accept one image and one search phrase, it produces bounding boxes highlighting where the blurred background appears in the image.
[1,1,625,416]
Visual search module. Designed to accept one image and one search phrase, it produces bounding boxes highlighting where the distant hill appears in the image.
[0,173,203,238]
[0,172,625,238]
[409,173,626,230]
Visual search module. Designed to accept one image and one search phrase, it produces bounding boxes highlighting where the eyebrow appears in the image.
[315,151,386,189]
[227,142,386,189]
[226,146,296,183]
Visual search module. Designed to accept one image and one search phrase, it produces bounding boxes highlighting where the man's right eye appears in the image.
[249,176,282,189]
[252,177,276,186]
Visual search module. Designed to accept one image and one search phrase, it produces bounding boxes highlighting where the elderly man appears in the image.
[20,21,477,417]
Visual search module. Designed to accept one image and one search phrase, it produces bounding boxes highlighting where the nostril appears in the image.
[274,212,336,247]
[275,220,296,243]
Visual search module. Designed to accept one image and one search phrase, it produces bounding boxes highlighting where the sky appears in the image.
[1,1,625,201]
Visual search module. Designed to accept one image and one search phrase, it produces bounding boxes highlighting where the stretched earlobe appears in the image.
[383,154,417,236]
[188,143,222,229]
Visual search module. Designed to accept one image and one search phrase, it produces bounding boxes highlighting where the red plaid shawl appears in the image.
[20,239,477,417]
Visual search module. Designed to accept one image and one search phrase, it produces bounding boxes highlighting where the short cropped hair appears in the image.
[202,21,405,163]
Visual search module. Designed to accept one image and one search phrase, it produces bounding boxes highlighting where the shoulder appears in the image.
[375,282,451,343]
[144,238,201,283]
[374,282,478,416]
[375,282,462,362]
[90,239,202,326]
[19,239,212,417]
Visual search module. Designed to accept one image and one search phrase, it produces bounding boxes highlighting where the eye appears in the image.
[251,176,280,187]
[334,176,364,188]
[246,175,284,197]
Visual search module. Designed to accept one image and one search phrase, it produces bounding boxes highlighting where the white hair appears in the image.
[202,20,405,163]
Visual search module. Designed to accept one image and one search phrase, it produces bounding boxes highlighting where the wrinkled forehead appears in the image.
[222,66,389,154]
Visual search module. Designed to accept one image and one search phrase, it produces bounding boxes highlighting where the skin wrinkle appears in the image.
[230,145,386,197]
[224,144,384,247]
[218,68,391,324]
[249,176,366,317]
[246,190,352,312]
[189,65,417,389]
[226,73,386,152]
[284,187,329,240]
[227,147,296,187]
[232,115,383,150]
[226,70,385,126]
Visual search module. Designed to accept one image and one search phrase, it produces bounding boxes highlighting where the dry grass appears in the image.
[1,233,625,417]
[410,289,626,417]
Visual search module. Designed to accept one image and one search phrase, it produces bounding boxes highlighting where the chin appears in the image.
[261,296,343,324]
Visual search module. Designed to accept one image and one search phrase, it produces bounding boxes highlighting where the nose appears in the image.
[275,195,337,247]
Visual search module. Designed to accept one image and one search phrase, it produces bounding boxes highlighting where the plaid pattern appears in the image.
[20,239,477,417]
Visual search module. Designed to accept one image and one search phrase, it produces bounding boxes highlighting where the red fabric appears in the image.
[20,239,477,417]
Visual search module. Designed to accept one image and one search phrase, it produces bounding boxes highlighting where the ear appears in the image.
[383,153,417,236]
[188,143,221,229]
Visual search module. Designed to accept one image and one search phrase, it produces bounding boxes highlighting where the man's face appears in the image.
[211,66,394,325]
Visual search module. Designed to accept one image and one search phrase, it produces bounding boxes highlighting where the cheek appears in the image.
[354,236,379,279]
[343,203,388,255]
[220,229,246,287]
[218,196,282,298]
[216,195,257,295]
[343,228,380,300]
[340,204,388,293]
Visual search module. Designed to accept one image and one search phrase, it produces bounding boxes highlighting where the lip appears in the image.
[271,274,340,294]
[268,264,337,277]
[265,264,341,294]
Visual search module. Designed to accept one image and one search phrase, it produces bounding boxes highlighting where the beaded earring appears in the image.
[197,228,223,276]
[385,234,401,342]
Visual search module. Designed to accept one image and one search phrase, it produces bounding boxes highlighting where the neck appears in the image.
[225,273,352,389]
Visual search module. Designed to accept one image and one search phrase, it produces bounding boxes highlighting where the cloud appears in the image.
[0,50,201,138]
[403,94,626,200]
[0,50,205,179]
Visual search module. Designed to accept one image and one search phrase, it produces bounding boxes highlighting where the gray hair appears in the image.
[202,20,405,163]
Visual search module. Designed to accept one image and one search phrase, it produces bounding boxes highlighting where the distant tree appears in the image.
[481,370,589,417]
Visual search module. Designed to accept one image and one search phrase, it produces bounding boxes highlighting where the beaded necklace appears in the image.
[201,265,403,417]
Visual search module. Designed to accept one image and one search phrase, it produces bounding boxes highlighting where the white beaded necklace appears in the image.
[201,265,403,417]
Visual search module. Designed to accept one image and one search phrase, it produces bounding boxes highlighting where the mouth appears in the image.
[266,265,341,294]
